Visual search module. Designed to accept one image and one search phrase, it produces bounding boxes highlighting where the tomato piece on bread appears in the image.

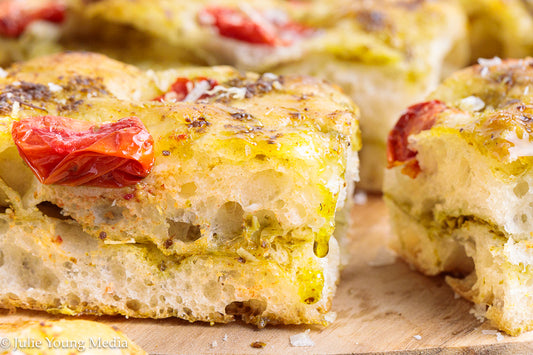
[387,100,447,178]
[0,1,65,38]
[198,6,312,46]
[12,116,154,188]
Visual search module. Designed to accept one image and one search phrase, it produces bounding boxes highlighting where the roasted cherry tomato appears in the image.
[0,1,66,38]
[198,6,312,46]
[387,100,447,178]
[153,77,218,102]
[12,116,154,188]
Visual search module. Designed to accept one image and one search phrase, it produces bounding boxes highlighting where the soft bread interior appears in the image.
[385,127,533,335]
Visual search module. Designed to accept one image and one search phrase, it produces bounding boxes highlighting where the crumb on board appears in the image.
[413,335,422,340]
[469,304,487,323]
[367,246,397,267]
[251,341,266,349]
[482,329,504,342]
[324,311,337,324]
[211,341,218,348]
[289,329,315,347]
[223,334,228,342]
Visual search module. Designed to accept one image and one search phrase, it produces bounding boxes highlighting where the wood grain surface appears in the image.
[2,194,533,354]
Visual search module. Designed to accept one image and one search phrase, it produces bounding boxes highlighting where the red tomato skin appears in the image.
[12,116,154,188]
[153,77,217,102]
[387,100,447,177]
[198,6,311,46]
[0,1,66,38]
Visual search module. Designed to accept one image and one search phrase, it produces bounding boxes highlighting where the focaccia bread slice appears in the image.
[0,52,360,326]
[384,58,533,335]
[0,319,146,354]
[0,0,465,191]
[459,0,533,61]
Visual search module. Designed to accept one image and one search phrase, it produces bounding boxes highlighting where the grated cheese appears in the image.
[478,57,502,67]
[504,129,533,161]
[184,80,211,102]
[458,96,485,112]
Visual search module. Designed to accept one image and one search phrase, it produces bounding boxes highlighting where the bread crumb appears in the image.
[223,334,228,342]
[482,329,504,342]
[250,341,266,349]
[289,329,315,347]
[496,332,504,342]
[413,335,422,340]
[211,341,218,348]
[482,329,498,335]
[454,292,460,299]
[469,304,487,323]
[354,191,368,205]
[367,246,397,267]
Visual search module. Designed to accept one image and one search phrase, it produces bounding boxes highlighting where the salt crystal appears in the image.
[48,82,63,92]
[289,329,315,347]
[367,246,397,267]
[482,329,498,335]
[496,332,504,342]
[353,191,368,205]
[413,335,422,340]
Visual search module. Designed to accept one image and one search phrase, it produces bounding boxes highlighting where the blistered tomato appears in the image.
[0,1,66,38]
[198,6,312,46]
[387,100,447,178]
[12,116,154,188]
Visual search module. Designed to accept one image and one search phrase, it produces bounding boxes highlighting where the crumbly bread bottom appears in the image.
[0,213,339,327]
[384,127,533,335]
[386,200,533,335]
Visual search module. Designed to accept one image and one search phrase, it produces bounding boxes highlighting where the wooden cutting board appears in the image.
[3,195,533,354]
